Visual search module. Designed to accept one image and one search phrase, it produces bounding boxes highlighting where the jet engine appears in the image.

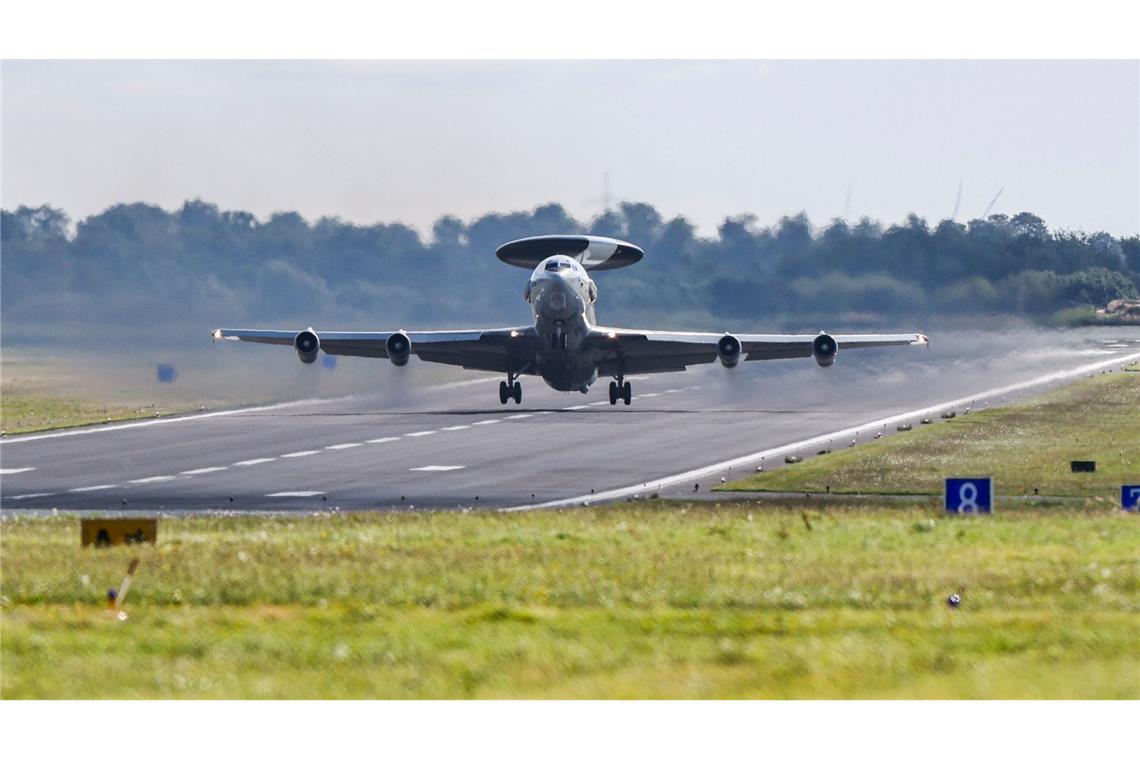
[386,332,412,366]
[717,334,743,368]
[812,333,839,367]
[294,329,320,364]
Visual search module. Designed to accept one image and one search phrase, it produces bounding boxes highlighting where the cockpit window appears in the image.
[545,260,573,271]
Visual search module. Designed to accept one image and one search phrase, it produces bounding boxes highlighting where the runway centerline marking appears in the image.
[8,492,56,500]
[507,414,533,420]
[640,392,660,398]
[410,465,466,472]
[180,467,228,475]
[366,437,399,444]
[325,443,362,450]
[128,475,176,484]
[588,401,609,406]
[266,491,325,497]
[563,405,589,410]
[472,420,500,425]
[405,431,436,437]
[234,458,275,466]
[441,425,470,431]
[69,484,116,492]
[0,467,35,475]
[281,450,320,458]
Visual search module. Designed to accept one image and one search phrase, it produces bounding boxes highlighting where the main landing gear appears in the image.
[608,379,632,406]
[499,378,522,404]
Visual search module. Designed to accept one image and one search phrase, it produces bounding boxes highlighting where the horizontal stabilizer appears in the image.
[495,235,644,271]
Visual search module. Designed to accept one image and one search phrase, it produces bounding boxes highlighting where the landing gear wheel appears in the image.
[499,381,510,405]
[512,381,522,404]
[608,381,618,405]
[622,381,632,405]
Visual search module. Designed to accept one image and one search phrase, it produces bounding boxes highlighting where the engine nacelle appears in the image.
[812,333,838,367]
[717,334,743,368]
[386,332,412,366]
[294,329,320,364]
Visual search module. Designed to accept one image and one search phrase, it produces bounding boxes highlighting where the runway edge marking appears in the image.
[503,350,1140,512]
[0,397,345,444]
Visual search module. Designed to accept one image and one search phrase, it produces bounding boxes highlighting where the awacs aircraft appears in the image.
[213,235,928,405]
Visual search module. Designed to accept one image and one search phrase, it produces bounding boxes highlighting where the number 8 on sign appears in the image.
[945,478,993,514]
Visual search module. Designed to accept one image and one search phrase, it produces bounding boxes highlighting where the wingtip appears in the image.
[915,333,930,347]
[211,328,224,341]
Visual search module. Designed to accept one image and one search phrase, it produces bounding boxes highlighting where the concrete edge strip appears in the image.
[0,397,347,444]
[502,350,1140,512]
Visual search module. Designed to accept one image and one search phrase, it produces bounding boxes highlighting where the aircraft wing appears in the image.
[586,327,929,375]
[211,326,541,374]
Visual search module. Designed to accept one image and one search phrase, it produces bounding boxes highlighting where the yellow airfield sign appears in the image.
[81,518,158,547]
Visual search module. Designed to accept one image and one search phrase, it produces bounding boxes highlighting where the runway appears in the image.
[2,328,1138,513]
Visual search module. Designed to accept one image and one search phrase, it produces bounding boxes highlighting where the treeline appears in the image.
[2,200,1138,343]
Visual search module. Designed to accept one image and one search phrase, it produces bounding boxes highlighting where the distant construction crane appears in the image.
[983,187,1004,217]
[951,179,963,220]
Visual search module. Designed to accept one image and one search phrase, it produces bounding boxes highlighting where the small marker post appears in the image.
[114,558,140,613]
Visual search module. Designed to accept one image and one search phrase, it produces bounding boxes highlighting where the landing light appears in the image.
[510,330,520,338]
[607,331,617,339]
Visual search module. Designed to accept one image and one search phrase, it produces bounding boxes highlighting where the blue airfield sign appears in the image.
[945,477,993,514]
[1123,485,1140,512]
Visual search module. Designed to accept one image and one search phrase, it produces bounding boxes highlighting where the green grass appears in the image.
[1,380,180,435]
[3,503,1138,698]
[719,371,1140,497]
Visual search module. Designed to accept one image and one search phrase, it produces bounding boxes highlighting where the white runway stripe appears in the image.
[0,467,35,475]
[266,491,325,497]
[69,484,116,492]
[325,443,362,450]
[128,475,175,484]
[8,492,56,500]
[405,431,435,437]
[366,437,399,444]
[472,420,500,425]
[410,465,465,472]
[0,397,343,445]
[281,450,319,458]
[507,414,533,419]
[234,457,275,466]
[441,425,470,431]
[180,466,228,475]
[563,405,589,410]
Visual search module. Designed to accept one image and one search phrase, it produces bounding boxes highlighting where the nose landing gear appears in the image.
[608,379,632,405]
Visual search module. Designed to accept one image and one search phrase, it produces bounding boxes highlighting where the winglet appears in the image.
[913,333,930,347]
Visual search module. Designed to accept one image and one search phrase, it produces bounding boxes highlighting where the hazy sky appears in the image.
[2,60,1137,237]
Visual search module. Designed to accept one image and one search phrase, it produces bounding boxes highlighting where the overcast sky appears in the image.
[2,60,1137,237]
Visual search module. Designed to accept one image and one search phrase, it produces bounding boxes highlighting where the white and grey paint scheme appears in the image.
[213,234,929,405]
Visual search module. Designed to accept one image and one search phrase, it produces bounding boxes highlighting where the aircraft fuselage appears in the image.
[526,255,601,392]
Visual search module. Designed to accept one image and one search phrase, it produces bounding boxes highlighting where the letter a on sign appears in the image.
[945,478,993,514]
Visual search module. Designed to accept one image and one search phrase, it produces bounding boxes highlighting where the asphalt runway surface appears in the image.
[3,328,1138,513]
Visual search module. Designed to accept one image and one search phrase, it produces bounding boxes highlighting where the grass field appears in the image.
[2,501,1138,698]
[719,370,1140,498]
[0,378,181,435]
